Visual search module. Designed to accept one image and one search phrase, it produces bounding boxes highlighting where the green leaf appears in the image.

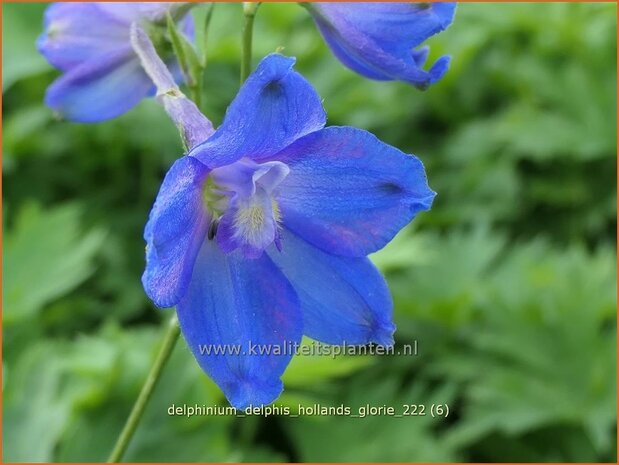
[167,12,203,87]
[3,203,106,324]
[2,3,49,91]
[370,224,430,271]
[3,323,235,463]
[286,378,459,462]
[3,342,73,462]
[439,242,616,458]
[281,337,373,387]
[386,227,506,327]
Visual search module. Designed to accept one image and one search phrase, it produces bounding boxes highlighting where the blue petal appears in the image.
[38,2,129,71]
[274,126,435,257]
[142,156,210,308]
[312,17,386,80]
[426,55,451,85]
[311,3,456,47]
[92,2,145,22]
[95,2,175,23]
[95,2,196,38]
[307,2,456,88]
[412,45,430,67]
[176,241,302,409]
[45,48,153,122]
[189,54,326,169]
[178,10,195,41]
[268,228,395,346]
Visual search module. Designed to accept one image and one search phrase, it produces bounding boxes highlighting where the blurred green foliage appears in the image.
[2,2,617,463]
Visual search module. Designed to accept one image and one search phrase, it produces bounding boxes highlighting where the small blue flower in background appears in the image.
[132,25,435,409]
[304,2,456,89]
[38,2,193,122]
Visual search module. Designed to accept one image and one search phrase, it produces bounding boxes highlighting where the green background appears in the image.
[2,2,617,462]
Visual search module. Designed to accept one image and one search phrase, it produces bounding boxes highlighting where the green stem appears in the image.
[202,3,216,67]
[240,2,260,84]
[166,13,191,85]
[192,3,216,113]
[107,315,180,463]
[191,81,203,111]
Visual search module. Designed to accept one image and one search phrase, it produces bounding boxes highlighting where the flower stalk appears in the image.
[240,2,260,83]
[166,13,204,110]
[107,315,180,463]
[202,3,216,67]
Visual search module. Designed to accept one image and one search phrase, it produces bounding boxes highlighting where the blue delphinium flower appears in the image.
[132,24,435,409]
[304,2,456,89]
[38,2,193,122]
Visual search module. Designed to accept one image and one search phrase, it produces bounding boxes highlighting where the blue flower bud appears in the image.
[38,2,194,122]
[305,2,456,89]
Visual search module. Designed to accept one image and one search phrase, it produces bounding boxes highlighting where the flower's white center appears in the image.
[202,158,289,256]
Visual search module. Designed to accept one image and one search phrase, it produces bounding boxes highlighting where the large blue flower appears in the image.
[38,2,193,122]
[133,26,435,409]
[304,2,456,89]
